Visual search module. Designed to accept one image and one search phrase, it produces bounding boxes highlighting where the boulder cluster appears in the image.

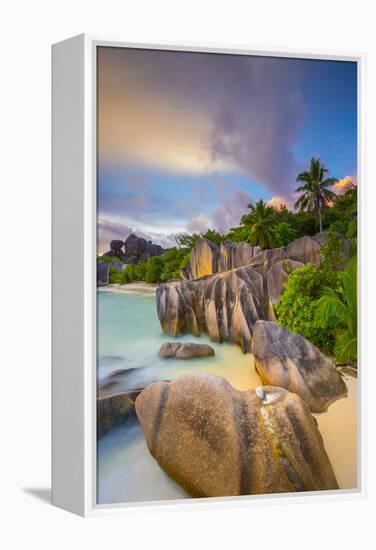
[98,231,351,498]
[156,234,333,349]
[105,234,165,263]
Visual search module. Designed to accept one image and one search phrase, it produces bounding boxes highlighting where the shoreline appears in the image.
[98,282,157,295]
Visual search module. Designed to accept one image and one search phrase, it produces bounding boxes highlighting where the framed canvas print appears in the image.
[52,35,365,516]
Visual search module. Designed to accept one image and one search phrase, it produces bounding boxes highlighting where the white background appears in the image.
[1,1,375,548]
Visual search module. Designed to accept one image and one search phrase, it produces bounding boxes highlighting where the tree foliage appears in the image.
[271,222,298,247]
[239,199,277,248]
[315,256,357,363]
[294,157,337,232]
[275,263,341,354]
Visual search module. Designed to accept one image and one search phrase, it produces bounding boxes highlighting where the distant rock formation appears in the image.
[100,233,166,272]
[159,342,215,359]
[252,321,348,413]
[102,239,127,261]
[122,234,165,264]
[135,373,338,496]
[110,239,126,257]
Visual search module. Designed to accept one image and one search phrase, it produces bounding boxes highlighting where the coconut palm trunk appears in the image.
[318,200,323,233]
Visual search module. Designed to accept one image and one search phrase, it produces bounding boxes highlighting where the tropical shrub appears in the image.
[275,263,341,354]
[160,247,190,280]
[271,222,297,247]
[329,219,349,235]
[144,256,164,283]
[315,256,357,363]
[175,229,225,250]
[320,228,347,271]
[225,225,250,243]
[108,266,124,284]
[346,218,357,239]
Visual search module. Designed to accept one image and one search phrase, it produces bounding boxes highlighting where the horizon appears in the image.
[97,47,357,254]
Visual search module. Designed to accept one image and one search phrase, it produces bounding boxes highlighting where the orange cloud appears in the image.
[333,175,357,194]
[267,196,292,210]
[97,49,233,174]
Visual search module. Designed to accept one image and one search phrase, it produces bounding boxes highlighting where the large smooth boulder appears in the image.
[286,236,321,265]
[267,259,304,306]
[182,239,261,280]
[252,321,348,413]
[217,241,260,272]
[182,238,219,280]
[249,247,288,279]
[159,342,215,359]
[157,264,265,352]
[136,373,338,497]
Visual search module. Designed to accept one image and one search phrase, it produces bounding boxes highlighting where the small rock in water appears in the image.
[159,342,215,360]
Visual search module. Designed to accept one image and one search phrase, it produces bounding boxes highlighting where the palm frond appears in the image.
[334,330,357,363]
[316,289,347,324]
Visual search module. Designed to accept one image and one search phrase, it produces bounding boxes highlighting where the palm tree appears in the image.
[315,256,357,363]
[294,157,337,232]
[241,199,276,248]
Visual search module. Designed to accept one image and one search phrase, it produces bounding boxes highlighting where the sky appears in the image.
[97,47,357,253]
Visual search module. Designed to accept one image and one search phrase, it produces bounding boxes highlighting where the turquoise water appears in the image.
[97,287,259,505]
[97,288,259,391]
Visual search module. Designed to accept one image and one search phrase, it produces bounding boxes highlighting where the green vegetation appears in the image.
[239,199,276,248]
[271,222,298,247]
[112,247,191,284]
[315,256,357,363]
[275,248,357,362]
[175,228,226,249]
[108,266,124,284]
[294,157,337,232]
[275,264,341,354]
[100,255,124,264]
[227,201,317,246]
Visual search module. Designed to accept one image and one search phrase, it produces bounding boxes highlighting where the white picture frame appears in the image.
[52,34,366,517]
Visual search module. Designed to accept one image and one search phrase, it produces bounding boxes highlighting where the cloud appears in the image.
[266,195,292,210]
[210,188,253,233]
[98,48,306,196]
[333,174,357,194]
[186,214,209,232]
